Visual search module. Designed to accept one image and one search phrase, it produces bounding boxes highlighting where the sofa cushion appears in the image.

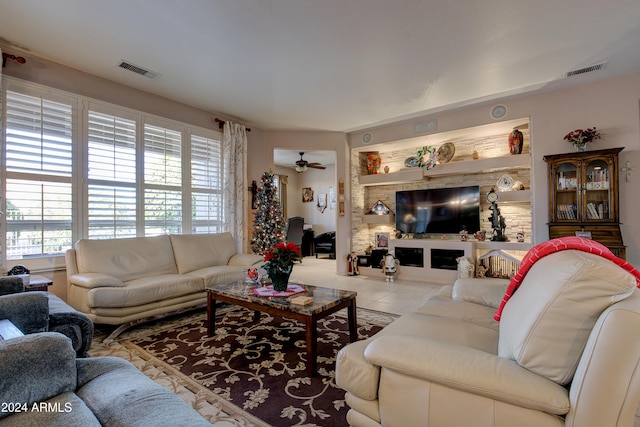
[452,278,510,309]
[498,250,636,385]
[170,233,238,274]
[75,235,177,282]
[0,392,102,427]
[186,265,255,288]
[0,333,77,419]
[76,356,212,426]
[86,274,203,308]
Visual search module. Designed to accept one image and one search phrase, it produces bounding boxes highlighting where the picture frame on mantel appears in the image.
[375,232,390,248]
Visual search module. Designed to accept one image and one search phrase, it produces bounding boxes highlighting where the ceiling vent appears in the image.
[117,60,160,79]
[566,62,608,78]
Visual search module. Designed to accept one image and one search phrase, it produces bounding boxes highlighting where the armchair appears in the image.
[314,231,336,259]
[0,277,93,357]
[336,248,640,427]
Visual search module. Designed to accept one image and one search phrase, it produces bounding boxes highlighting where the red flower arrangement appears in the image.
[264,241,301,269]
[563,127,601,146]
[263,242,302,290]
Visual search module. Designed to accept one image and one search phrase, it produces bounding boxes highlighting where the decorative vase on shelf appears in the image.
[573,143,587,153]
[366,152,381,174]
[268,265,293,291]
[508,129,524,155]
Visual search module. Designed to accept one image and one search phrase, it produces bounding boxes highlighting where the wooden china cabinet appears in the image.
[543,147,625,259]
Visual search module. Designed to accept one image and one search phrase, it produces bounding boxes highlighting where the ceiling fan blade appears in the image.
[308,164,326,169]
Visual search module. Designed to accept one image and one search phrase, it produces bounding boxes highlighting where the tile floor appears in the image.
[289,256,447,315]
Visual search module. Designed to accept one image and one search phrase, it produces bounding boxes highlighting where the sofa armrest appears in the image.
[365,335,570,415]
[227,253,263,266]
[69,273,125,289]
[47,293,94,357]
[0,276,25,296]
[0,292,49,333]
[451,278,510,309]
[0,333,77,419]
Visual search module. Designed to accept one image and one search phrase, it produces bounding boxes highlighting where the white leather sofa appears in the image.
[65,233,262,340]
[336,249,640,427]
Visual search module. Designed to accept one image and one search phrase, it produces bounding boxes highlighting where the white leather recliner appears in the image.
[336,249,640,427]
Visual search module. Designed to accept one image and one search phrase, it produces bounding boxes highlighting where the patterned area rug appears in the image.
[90,307,397,426]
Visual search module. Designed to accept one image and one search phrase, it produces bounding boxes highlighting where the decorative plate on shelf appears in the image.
[496,174,515,192]
[417,146,438,170]
[437,142,455,163]
[404,156,419,167]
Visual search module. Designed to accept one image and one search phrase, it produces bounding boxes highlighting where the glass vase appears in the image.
[573,143,587,153]
[268,265,293,291]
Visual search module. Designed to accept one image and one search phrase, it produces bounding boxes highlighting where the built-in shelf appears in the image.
[496,189,531,203]
[363,214,395,224]
[423,154,530,178]
[359,154,531,186]
[359,167,423,186]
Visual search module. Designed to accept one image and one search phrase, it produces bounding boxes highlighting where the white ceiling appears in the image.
[1,1,640,133]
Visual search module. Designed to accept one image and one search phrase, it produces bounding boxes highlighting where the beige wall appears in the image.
[274,164,337,236]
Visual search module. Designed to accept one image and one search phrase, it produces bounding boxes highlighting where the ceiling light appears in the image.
[296,165,308,173]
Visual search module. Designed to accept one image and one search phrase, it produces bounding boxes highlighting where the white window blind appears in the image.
[5,91,73,176]
[144,124,182,235]
[191,134,222,233]
[87,110,137,238]
[4,91,74,258]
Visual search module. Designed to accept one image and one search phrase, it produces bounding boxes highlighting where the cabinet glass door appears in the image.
[555,162,579,221]
[584,159,611,221]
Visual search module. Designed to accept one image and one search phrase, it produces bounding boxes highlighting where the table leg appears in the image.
[207,294,217,337]
[306,317,318,377]
[348,298,358,343]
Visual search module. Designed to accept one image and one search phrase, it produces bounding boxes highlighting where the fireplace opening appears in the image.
[394,247,424,268]
[431,248,465,270]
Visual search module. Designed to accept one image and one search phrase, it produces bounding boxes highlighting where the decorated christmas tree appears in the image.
[251,171,286,254]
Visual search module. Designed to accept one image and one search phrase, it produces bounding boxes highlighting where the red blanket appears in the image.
[494,237,640,321]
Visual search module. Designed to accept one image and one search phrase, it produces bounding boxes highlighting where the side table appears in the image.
[24,275,53,292]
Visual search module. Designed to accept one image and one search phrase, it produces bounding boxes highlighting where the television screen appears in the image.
[395,186,480,235]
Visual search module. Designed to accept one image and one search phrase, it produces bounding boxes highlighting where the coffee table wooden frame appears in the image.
[207,283,357,376]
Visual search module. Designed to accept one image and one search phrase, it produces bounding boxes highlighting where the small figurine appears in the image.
[476,264,487,278]
[381,253,399,282]
[456,256,475,279]
[347,252,360,276]
[516,228,526,243]
[474,230,487,241]
[245,268,260,282]
[459,230,468,241]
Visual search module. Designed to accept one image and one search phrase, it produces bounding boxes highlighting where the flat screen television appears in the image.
[395,186,481,235]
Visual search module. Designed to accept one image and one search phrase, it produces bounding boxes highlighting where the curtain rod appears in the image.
[214,117,251,132]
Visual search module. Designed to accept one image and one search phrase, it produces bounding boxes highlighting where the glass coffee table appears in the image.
[206,281,357,376]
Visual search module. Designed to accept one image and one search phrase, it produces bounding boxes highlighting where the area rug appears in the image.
[90,307,397,426]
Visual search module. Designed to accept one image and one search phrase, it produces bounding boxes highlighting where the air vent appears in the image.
[566,62,608,78]
[118,60,160,79]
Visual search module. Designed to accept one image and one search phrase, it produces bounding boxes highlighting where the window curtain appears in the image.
[222,121,248,252]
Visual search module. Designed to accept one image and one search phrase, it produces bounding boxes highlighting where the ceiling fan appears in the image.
[295,152,326,173]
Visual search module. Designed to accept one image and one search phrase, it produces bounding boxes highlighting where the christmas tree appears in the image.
[251,171,286,254]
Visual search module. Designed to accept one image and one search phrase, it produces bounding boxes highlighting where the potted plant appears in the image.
[263,241,302,291]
